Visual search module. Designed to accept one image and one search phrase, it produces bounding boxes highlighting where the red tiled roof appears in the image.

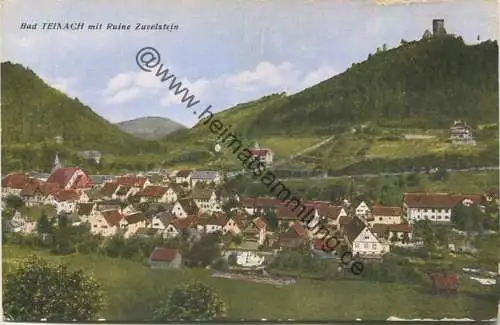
[116,175,148,187]
[150,247,179,262]
[70,173,94,189]
[20,179,45,196]
[102,210,123,227]
[171,215,197,229]
[46,168,93,189]
[177,198,199,215]
[373,223,412,236]
[101,182,120,196]
[123,212,147,224]
[54,189,80,202]
[339,214,352,226]
[41,182,62,196]
[372,206,402,217]
[2,173,30,189]
[404,193,462,209]
[136,186,169,198]
[253,217,268,230]
[344,216,367,243]
[291,222,308,237]
[46,168,77,188]
[176,170,192,178]
[305,203,344,221]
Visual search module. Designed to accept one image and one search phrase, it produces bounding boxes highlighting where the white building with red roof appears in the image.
[90,209,123,237]
[115,174,151,189]
[403,192,463,224]
[249,142,273,167]
[2,173,32,196]
[54,189,81,214]
[369,204,403,225]
[46,167,94,190]
[135,186,177,203]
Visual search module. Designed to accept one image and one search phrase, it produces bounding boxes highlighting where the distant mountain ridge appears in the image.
[116,117,186,140]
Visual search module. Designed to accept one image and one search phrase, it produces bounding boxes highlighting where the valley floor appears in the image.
[2,245,497,321]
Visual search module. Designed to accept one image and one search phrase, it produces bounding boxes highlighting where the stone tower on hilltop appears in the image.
[422,19,447,39]
[432,19,446,36]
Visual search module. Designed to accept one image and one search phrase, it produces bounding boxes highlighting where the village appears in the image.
[2,145,498,279]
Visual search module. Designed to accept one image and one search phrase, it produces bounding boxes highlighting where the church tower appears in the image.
[53,152,62,172]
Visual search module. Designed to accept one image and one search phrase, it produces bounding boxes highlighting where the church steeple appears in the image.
[53,152,62,171]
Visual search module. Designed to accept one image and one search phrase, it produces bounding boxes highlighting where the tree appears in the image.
[184,233,221,267]
[264,208,278,231]
[153,281,227,321]
[5,194,24,211]
[3,255,102,321]
[36,212,53,236]
[231,235,243,246]
[401,232,410,244]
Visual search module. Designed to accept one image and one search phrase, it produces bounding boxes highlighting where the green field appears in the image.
[2,245,497,321]
[281,170,499,194]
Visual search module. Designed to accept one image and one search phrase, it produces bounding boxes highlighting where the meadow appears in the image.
[2,244,497,321]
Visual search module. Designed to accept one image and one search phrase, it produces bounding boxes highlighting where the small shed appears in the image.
[428,272,459,296]
[149,247,182,270]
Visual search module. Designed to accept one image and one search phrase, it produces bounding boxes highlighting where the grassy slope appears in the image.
[162,37,498,170]
[282,170,499,193]
[2,245,496,321]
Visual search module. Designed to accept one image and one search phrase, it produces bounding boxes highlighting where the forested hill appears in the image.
[1,62,162,155]
[185,36,497,139]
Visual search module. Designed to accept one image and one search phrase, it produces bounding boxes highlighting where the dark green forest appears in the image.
[1,62,165,154]
[244,36,498,137]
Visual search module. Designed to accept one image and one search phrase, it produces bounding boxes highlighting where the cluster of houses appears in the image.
[2,166,498,265]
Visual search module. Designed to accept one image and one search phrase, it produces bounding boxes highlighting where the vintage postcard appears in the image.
[1,0,499,322]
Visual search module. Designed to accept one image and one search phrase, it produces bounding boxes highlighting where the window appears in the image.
[379,217,383,221]
[363,243,368,249]
[372,243,377,249]
[355,243,359,248]
[364,236,369,240]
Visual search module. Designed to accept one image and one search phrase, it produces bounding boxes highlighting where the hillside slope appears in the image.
[162,36,498,169]
[116,117,186,140]
[1,61,162,155]
[167,36,497,142]
[252,36,498,136]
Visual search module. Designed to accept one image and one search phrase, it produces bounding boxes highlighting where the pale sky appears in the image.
[1,0,497,127]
